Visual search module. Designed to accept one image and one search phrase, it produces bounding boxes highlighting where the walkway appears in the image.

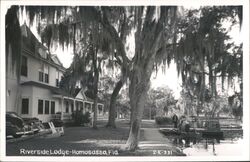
[140,120,170,141]
[135,120,184,155]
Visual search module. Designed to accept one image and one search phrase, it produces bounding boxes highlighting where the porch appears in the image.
[51,94,104,122]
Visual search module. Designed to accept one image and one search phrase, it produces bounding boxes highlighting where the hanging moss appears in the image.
[5,6,21,81]
[58,23,70,50]
[41,24,53,51]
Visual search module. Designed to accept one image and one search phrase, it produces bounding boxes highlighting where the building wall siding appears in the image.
[6,48,64,122]
[19,85,33,118]
[32,86,60,122]
[20,52,64,87]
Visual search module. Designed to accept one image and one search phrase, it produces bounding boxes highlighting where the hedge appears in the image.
[155,116,173,125]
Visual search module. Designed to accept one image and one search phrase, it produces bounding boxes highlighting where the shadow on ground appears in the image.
[6,119,184,156]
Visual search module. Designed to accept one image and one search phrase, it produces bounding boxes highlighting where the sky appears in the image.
[19,6,241,99]
[150,61,182,99]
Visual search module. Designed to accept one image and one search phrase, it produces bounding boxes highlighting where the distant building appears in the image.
[6,24,104,122]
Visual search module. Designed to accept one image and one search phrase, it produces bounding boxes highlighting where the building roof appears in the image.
[21,81,101,104]
[73,88,82,98]
[86,96,94,103]
[20,24,65,71]
[73,88,95,103]
[21,81,73,98]
[51,54,63,67]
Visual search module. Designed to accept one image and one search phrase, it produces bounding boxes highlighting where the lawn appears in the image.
[6,119,186,156]
[6,120,145,156]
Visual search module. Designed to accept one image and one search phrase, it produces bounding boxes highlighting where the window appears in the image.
[45,100,50,114]
[38,48,47,59]
[38,99,56,115]
[38,99,43,114]
[44,65,49,83]
[38,64,49,83]
[51,101,55,114]
[45,73,49,83]
[39,71,44,82]
[21,56,28,76]
[21,98,29,114]
[56,70,60,87]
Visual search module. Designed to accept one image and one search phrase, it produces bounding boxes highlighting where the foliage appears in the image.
[82,112,91,124]
[174,6,242,119]
[179,85,233,118]
[71,111,91,126]
[176,6,242,89]
[116,87,130,118]
[203,95,230,117]
[5,5,242,151]
[98,75,119,112]
[145,86,177,118]
[5,6,22,80]
[228,92,242,119]
[155,116,173,125]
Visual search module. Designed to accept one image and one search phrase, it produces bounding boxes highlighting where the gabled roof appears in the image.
[51,54,63,67]
[73,88,82,98]
[86,96,94,103]
[20,24,65,70]
[73,88,105,104]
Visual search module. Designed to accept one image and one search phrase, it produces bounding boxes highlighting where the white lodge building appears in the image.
[6,24,104,122]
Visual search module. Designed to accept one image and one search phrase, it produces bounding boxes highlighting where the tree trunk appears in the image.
[93,96,98,129]
[213,73,217,97]
[125,61,153,151]
[91,43,99,129]
[123,6,176,151]
[149,106,151,120]
[92,70,99,129]
[106,79,123,128]
[92,71,98,129]
[209,67,214,96]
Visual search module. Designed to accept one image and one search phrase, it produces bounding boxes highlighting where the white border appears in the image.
[0,0,249,161]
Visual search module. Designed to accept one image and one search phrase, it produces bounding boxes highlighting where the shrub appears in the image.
[82,112,91,124]
[155,116,173,125]
[72,111,91,126]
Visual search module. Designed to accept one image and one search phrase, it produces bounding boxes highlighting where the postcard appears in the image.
[0,0,249,161]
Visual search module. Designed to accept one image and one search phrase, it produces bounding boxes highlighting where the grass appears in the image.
[6,120,147,156]
[6,119,185,156]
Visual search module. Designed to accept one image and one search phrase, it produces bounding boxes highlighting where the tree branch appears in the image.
[100,7,131,65]
[191,70,230,77]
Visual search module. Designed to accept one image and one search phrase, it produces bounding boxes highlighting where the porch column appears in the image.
[61,97,64,120]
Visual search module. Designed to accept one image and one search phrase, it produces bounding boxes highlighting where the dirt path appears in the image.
[139,120,174,150]
[142,128,170,141]
[137,121,183,155]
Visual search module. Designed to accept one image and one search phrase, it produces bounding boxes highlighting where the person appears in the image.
[172,114,178,128]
